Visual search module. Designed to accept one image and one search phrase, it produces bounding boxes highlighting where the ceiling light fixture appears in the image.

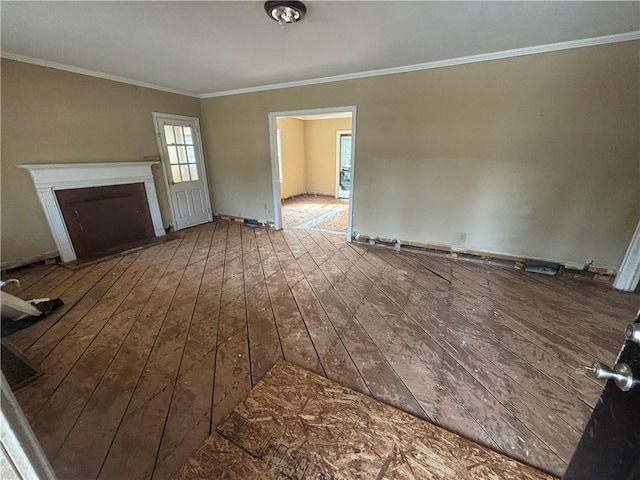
[264,1,306,27]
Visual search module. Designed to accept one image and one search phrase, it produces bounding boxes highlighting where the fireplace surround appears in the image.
[20,162,165,263]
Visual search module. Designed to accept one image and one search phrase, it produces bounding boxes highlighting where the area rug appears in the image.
[174,361,555,480]
[297,208,348,234]
[314,208,348,232]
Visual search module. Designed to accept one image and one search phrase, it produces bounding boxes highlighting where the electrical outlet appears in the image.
[456,232,467,243]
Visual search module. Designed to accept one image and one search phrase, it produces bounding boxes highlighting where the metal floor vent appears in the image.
[1,341,42,390]
[524,260,561,276]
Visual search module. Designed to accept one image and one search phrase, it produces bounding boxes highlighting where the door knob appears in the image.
[625,324,640,345]
[588,362,639,392]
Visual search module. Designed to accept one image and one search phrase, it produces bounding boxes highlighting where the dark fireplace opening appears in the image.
[55,183,155,260]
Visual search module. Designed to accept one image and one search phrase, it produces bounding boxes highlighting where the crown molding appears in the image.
[201,31,640,99]
[3,31,638,100]
[0,51,201,98]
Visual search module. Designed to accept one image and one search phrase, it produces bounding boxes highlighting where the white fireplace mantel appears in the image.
[20,162,165,263]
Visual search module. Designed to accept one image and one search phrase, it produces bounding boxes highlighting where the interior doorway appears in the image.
[268,106,357,240]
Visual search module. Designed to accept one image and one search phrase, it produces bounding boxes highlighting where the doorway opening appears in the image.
[268,106,357,241]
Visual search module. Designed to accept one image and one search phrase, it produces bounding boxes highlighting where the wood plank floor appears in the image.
[3,196,638,479]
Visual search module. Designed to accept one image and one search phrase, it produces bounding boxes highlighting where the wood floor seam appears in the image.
[375,248,598,416]
[94,234,199,480]
[23,250,149,422]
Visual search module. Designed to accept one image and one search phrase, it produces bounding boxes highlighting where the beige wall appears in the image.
[1,59,202,266]
[201,41,640,270]
[276,117,306,199]
[304,118,352,196]
[276,117,353,198]
[3,42,638,271]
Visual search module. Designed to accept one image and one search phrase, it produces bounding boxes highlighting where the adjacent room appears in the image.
[276,111,353,236]
[1,2,639,480]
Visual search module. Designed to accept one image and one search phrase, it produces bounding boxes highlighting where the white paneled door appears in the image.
[153,113,213,230]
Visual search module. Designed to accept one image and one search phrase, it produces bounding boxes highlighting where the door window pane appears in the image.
[186,146,196,162]
[168,146,179,164]
[164,125,175,145]
[183,127,193,144]
[163,122,201,184]
[174,126,185,144]
[189,164,199,181]
[180,164,190,181]
[340,136,352,168]
[177,146,187,163]
[171,165,181,183]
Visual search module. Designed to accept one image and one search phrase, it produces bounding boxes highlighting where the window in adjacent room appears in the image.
[277,128,283,183]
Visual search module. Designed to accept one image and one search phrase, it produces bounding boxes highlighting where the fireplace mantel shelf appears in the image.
[20,161,158,169]
[20,162,165,263]
[20,161,160,188]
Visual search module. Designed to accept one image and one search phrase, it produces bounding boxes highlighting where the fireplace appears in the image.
[20,162,165,263]
[55,183,156,259]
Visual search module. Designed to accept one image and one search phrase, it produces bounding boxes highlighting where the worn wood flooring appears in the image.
[178,361,555,480]
[3,196,638,479]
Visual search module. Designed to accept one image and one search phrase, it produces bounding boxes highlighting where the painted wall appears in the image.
[200,41,640,270]
[305,118,352,196]
[276,117,353,198]
[276,117,306,199]
[1,59,202,266]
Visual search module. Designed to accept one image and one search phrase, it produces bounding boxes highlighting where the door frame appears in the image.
[151,112,213,230]
[613,217,640,291]
[268,106,357,241]
[335,129,352,199]
[1,373,57,479]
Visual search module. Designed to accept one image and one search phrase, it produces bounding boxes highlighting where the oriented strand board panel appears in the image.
[175,361,555,480]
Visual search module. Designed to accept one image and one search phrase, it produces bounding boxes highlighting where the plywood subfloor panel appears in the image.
[176,360,554,480]
[5,196,638,479]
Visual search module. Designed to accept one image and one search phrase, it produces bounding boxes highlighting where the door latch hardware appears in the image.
[625,323,640,345]
[588,362,639,392]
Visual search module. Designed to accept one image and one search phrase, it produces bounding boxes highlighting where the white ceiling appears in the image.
[1,1,639,96]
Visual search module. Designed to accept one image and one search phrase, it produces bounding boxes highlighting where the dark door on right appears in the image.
[563,311,640,479]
